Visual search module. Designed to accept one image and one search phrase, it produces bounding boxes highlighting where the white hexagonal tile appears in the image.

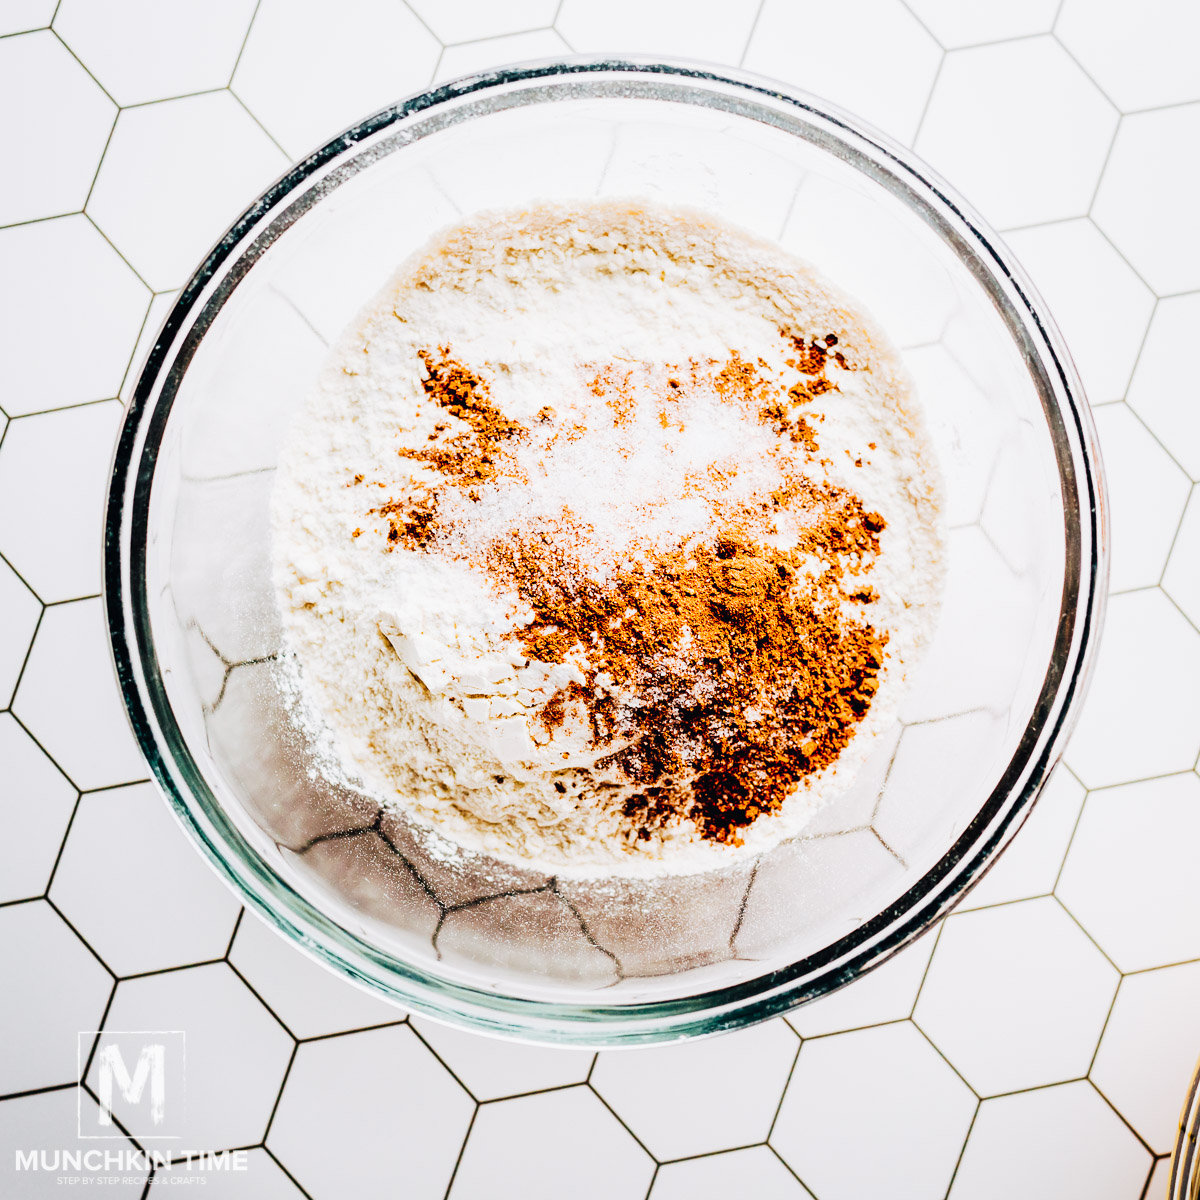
[229,909,402,1040]
[0,402,122,602]
[0,901,111,1094]
[895,531,1026,720]
[55,0,256,106]
[591,1020,797,1161]
[904,0,1058,47]
[957,765,1086,912]
[600,119,804,254]
[1004,219,1155,406]
[409,1016,592,1102]
[0,1088,147,1196]
[437,889,618,986]
[785,927,936,1038]
[87,91,287,291]
[779,177,959,350]
[232,0,439,159]
[1092,404,1191,592]
[1164,488,1200,625]
[85,963,292,1155]
[1093,106,1200,297]
[1058,774,1200,973]
[0,714,76,904]
[799,722,901,839]
[450,1086,653,1200]
[269,1025,473,1200]
[0,0,55,35]
[744,0,941,146]
[0,216,150,417]
[0,31,115,226]
[650,1146,813,1200]
[914,898,1118,1096]
[1092,962,1200,1155]
[13,597,147,791]
[50,782,240,977]
[414,0,557,43]
[735,828,908,961]
[149,1148,303,1197]
[561,0,759,63]
[949,1080,1150,1200]
[182,620,228,710]
[916,38,1116,230]
[1058,0,1200,112]
[435,30,571,85]
[1126,294,1200,479]
[772,1022,975,1200]
[0,555,40,707]
[559,864,749,980]
[874,710,1004,860]
[1063,589,1200,788]
[904,346,1006,528]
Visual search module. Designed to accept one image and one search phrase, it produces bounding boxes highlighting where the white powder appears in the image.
[271,200,945,877]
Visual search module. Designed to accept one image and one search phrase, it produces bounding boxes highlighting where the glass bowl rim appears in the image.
[104,55,1108,1046]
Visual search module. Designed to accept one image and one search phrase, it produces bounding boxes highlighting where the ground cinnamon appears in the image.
[488,481,887,843]
[369,348,525,546]
[360,337,888,843]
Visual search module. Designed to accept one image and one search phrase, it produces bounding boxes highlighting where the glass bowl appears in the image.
[105,58,1107,1046]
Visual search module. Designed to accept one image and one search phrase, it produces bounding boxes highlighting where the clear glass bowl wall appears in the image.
[107,62,1105,1045]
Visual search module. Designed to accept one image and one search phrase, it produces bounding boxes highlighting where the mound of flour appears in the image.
[271,200,945,877]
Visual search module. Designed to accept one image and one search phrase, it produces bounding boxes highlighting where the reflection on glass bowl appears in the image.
[105,58,1107,1045]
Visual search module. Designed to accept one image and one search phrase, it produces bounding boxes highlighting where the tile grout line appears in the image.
[940,1096,981,1199]
[47,26,120,107]
[440,23,560,51]
[440,1102,478,1200]
[1155,481,1196,591]
[223,956,302,1042]
[6,395,126,421]
[226,0,262,87]
[895,0,946,51]
[736,0,767,67]
[1052,893,1122,974]
[1051,33,1123,124]
[225,86,290,161]
[79,210,154,292]
[1089,1077,1159,1159]
[907,48,946,149]
[586,1080,661,1165]
[259,1039,299,1149]
[262,1144,317,1200]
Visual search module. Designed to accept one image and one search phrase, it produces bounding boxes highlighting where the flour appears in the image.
[271,200,945,877]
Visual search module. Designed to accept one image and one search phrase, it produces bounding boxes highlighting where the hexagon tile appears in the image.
[4,3,1200,1198]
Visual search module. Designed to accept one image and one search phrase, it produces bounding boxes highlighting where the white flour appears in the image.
[271,200,945,877]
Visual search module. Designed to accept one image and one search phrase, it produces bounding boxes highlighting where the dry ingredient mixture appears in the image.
[272,200,945,876]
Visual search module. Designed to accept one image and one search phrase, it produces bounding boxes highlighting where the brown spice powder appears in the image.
[488,479,887,844]
[360,334,888,845]
[402,347,523,484]
[369,347,525,548]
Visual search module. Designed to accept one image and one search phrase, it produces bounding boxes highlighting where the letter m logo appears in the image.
[97,1043,166,1126]
[79,1031,185,1139]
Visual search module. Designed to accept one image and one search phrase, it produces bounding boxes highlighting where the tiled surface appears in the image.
[1,3,1198,1198]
